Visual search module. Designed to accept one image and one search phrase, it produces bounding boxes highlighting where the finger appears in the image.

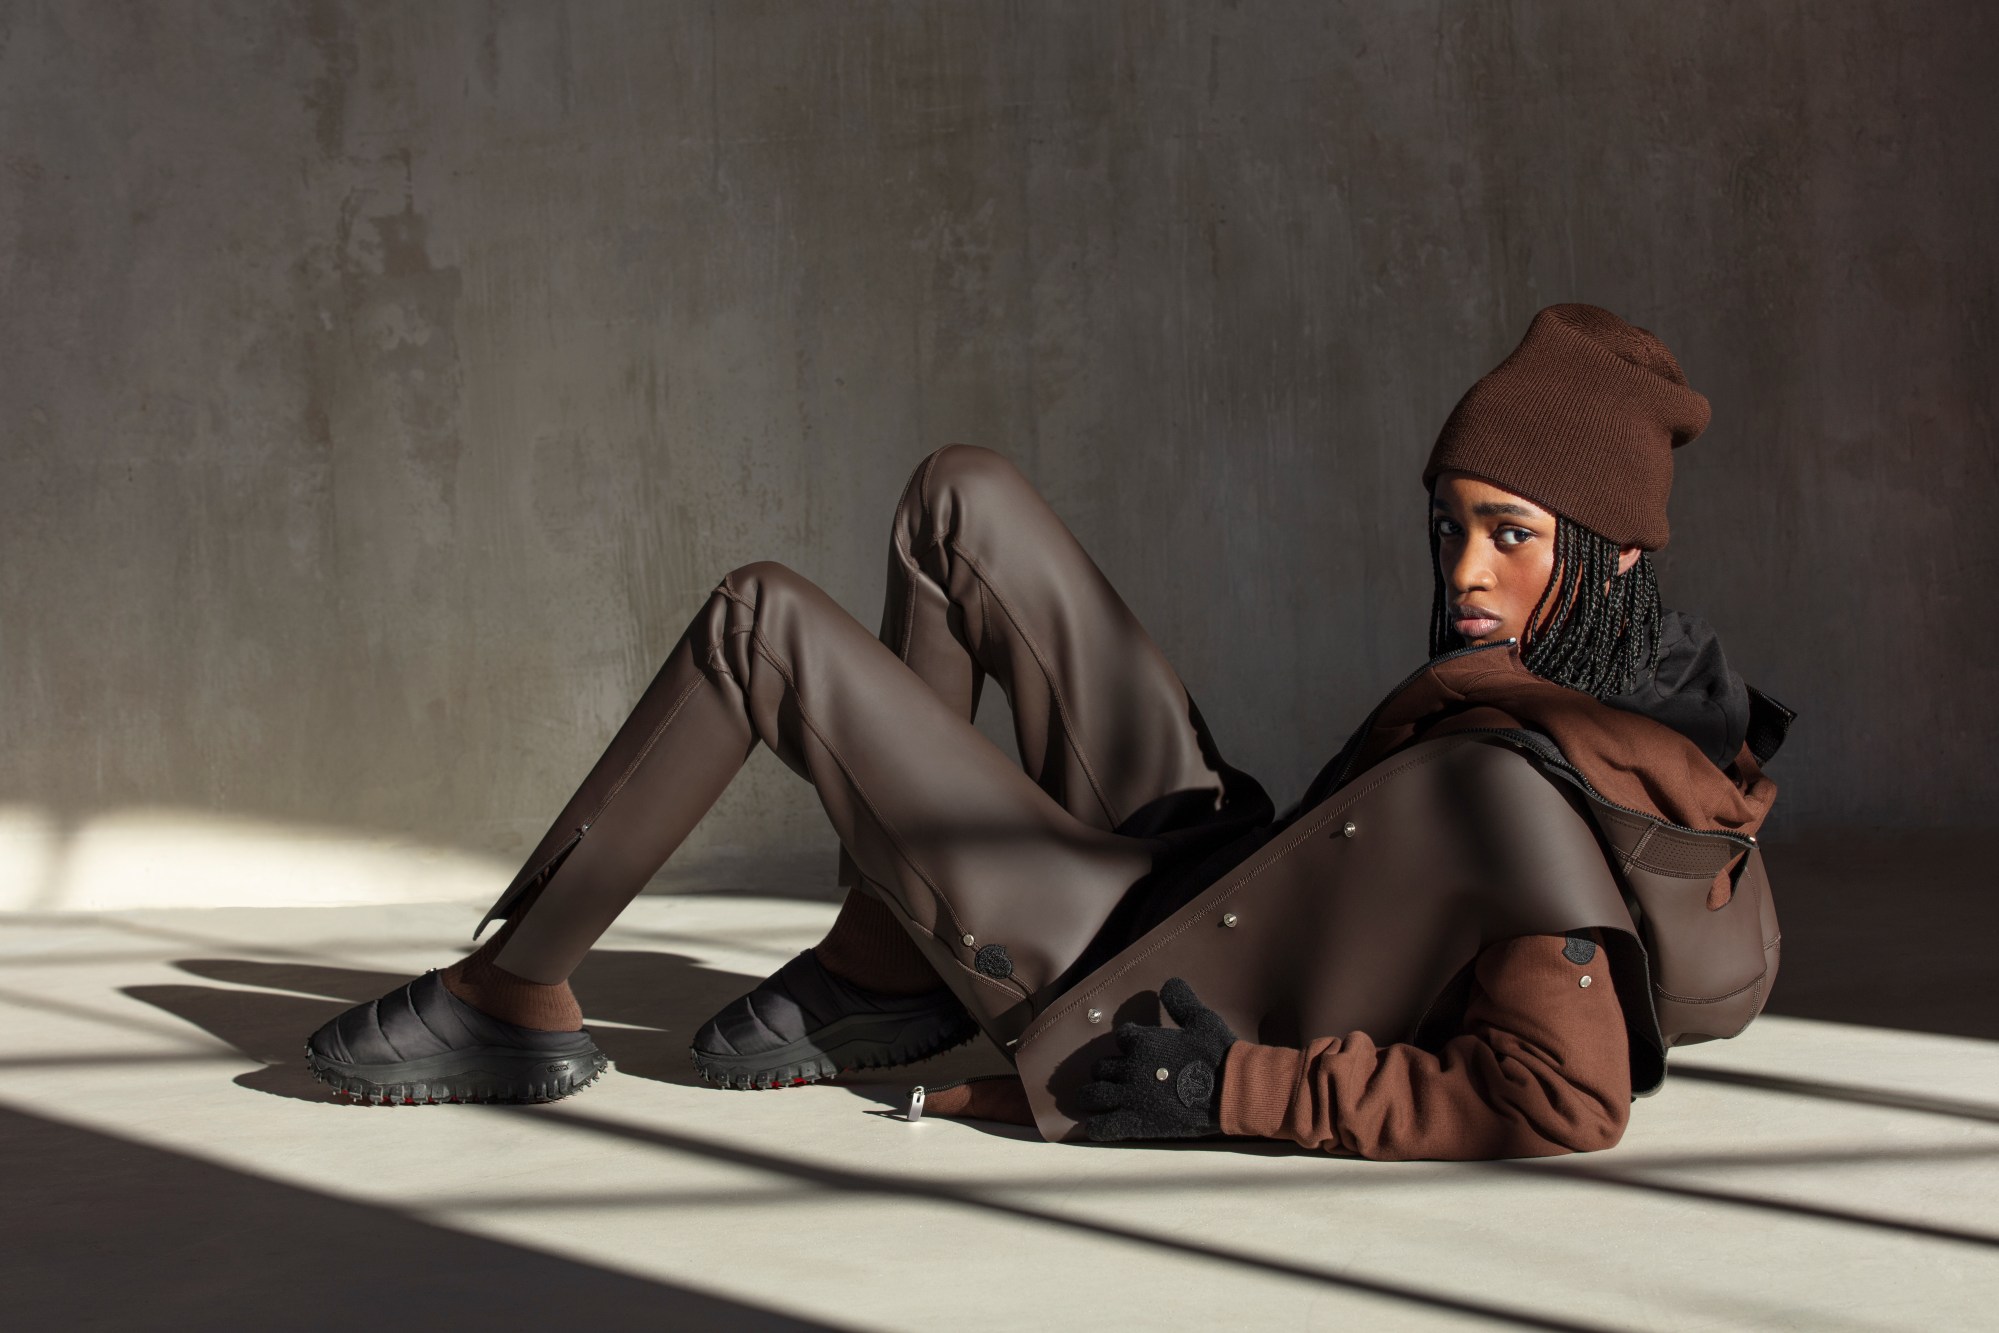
[1088,1056,1136,1084]
[1112,1020,1155,1053]
[1083,1110,1151,1143]
[1159,977,1208,1029]
[1073,1080,1127,1114]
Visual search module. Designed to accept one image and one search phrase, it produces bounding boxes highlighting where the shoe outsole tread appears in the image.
[690,1011,980,1090]
[303,1044,609,1106]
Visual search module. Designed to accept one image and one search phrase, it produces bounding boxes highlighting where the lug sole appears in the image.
[691,1007,980,1091]
[303,1043,609,1106]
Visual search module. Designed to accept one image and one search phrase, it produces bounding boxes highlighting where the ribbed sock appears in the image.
[812,886,942,995]
[440,917,585,1032]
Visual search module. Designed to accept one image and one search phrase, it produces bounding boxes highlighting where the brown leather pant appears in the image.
[486,444,1271,1043]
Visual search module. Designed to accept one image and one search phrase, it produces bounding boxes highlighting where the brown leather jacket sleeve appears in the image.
[1217,930,1631,1160]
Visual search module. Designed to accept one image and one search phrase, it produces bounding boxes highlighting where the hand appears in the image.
[1075,977,1238,1142]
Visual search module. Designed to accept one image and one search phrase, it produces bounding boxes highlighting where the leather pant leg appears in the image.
[483,446,1269,1043]
[837,443,1273,894]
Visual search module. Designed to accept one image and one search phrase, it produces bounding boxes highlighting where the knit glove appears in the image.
[1075,977,1237,1142]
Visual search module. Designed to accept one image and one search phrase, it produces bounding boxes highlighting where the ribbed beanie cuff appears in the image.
[1422,304,1711,550]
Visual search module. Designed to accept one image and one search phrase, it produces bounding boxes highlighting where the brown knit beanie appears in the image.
[1421,304,1711,550]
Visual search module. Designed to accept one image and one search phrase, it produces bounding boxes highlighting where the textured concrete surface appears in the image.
[2,2,1994,899]
[4,894,1997,1331]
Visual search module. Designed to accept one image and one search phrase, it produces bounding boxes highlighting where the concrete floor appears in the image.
[3,893,1996,1332]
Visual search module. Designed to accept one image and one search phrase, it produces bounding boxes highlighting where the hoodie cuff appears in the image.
[1218,1040,1307,1140]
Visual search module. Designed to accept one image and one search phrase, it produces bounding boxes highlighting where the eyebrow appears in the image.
[1472,501,1540,519]
[1429,498,1543,521]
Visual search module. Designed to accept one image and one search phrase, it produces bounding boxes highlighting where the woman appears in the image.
[306,303,1790,1160]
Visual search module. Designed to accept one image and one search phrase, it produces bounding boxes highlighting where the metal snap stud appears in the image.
[1221,912,1238,928]
[1341,821,1357,838]
[1087,1008,1103,1024]
[961,933,975,946]
[1579,975,1593,988]
[1154,1067,1171,1081]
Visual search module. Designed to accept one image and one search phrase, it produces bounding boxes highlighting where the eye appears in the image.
[1495,526,1536,547]
[1431,516,1460,540]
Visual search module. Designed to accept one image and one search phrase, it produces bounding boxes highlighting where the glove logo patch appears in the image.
[1562,934,1597,965]
[974,943,1014,980]
[1175,1061,1215,1111]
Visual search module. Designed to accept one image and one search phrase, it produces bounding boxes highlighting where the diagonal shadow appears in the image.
[1670,1064,1999,1124]
[1493,1160,1999,1250]
[523,1104,1618,1333]
[0,1102,837,1330]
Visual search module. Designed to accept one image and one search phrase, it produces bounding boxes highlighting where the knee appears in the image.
[902,443,1033,519]
[719,558,809,601]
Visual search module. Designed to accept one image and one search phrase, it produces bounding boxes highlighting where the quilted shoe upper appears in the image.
[308,970,595,1068]
[692,949,966,1060]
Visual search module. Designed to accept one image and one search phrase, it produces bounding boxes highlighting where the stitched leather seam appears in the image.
[1655,972,1765,1005]
[740,624,1018,1003]
[1621,823,1656,876]
[1714,974,1768,1039]
[947,534,1120,831]
[577,634,711,828]
[899,449,943,659]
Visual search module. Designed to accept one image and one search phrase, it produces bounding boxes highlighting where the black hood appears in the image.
[1600,609,1751,770]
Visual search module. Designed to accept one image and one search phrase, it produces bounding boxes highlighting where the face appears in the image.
[1429,471,1641,649]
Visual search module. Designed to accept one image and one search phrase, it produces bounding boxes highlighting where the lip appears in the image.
[1450,604,1504,637]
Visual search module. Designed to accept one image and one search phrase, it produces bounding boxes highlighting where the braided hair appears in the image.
[1427,504,1664,699]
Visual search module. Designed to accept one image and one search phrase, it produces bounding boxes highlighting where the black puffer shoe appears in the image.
[691,950,977,1090]
[304,970,607,1105]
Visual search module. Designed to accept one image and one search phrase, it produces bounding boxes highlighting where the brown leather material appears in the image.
[475,445,1267,1040]
[1013,735,1655,1142]
[1638,843,1781,1045]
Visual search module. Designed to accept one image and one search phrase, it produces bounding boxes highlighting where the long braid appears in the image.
[1427,508,1663,699]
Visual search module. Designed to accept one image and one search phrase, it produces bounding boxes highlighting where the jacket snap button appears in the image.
[962,933,975,946]
[1154,1067,1171,1081]
[1579,975,1593,988]
[1341,821,1357,838]
[1221,912,1238,928]
[1087,1008,1103,1024]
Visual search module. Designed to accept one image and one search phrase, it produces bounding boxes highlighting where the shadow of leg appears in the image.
[129,952,781,1099]
[131,950,1013,1102]
[124,982,365,1102]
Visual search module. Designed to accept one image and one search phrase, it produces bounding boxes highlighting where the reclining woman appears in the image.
[306,303,1789,1160]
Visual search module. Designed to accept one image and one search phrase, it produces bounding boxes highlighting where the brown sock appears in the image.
[812,887,941,995]
[439,917,584,1032]
[922,1075,1034,1126]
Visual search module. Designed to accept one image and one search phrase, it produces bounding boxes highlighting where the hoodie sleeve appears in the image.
[1217,930,1631,1160]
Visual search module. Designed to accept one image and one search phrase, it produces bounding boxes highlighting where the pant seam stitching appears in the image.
[582,668,709,828]
[946,535,1120,830]
[741,626,1018,1003]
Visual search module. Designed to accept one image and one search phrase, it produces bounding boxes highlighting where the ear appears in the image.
[1616,546,1643,576]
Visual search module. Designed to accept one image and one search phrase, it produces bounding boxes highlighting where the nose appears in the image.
[1445,539,1493,597]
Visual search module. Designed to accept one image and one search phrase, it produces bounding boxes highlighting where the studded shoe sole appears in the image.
[691,1005,979,1090]
[304,1042,609,1105]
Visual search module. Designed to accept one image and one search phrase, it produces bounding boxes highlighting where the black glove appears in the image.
[1075,977,1237,1142]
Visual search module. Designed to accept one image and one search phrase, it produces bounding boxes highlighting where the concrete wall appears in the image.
[3,0,1993,898]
